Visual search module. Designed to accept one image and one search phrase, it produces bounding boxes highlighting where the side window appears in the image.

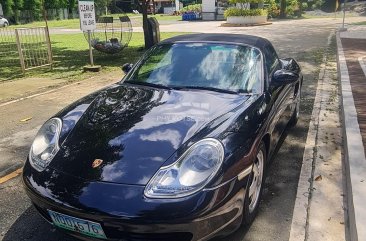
[244,52,263,94]
[265,45,279,75]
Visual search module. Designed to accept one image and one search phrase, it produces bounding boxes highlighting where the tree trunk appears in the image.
[297,0,302,17]
[14,10,19,24]
[280,0,286,18]
[41,0,49,29]
[141,0,152,49]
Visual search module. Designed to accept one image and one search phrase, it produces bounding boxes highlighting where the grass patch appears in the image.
[351,21,366,25]
[0,32,187,81]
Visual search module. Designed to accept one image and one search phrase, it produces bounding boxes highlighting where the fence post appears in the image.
[44,27,53,70]
[15,29,26,74]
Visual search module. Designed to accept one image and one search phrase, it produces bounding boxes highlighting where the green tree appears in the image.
[44,0,68,19]
[59,0,68,8]
[94,0,112,13]
[0,0,14,16]
[43,0,68,9]
[44,0,56,9]
[67,0,77,15]
[12,0,23,23]
[23,0,42,21]
[280,0,286,18]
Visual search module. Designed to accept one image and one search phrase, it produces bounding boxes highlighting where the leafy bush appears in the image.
[224,8,268,17]
[309,0,324,10]
[302,2,308,10]
[180,4,202,13]
[285,0,300,16]
[229,0,264,4]
[265,0,280,18]
[265,0,302,18]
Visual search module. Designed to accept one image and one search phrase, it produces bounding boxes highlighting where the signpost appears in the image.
[78,0,101,71]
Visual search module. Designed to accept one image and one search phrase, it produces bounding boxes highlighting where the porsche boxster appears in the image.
[23,34,302,241]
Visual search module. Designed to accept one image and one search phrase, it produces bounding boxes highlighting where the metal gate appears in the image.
[0,27,53,79]
[15,27,53,73]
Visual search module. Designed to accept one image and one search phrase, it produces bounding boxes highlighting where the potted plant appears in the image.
[224,0,268,24]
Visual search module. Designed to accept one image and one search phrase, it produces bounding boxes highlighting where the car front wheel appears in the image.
[242,142,266,225]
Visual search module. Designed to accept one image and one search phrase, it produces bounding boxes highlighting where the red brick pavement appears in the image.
[342,38,366,154]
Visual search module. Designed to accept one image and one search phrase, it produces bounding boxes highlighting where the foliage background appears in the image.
[0,0,342,23]
[0,0,116,23]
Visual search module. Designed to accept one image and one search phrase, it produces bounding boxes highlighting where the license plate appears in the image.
[48,210,107,239]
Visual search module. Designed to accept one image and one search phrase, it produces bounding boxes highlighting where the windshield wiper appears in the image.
[124,81,172,90]
[172,86,246,95]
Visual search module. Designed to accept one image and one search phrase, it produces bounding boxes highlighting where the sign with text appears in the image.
[78,0,96,31]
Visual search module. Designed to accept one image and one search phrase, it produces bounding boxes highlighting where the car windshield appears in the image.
[125,42,263,93]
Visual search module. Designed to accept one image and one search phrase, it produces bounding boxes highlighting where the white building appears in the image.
[201,0,228,20]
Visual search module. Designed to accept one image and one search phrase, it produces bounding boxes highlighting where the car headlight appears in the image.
[144,138,224,198]
[29,118,62,172]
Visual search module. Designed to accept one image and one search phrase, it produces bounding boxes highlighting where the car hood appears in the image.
[50,84,252,185]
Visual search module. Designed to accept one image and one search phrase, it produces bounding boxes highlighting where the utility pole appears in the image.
[340,0,347,31]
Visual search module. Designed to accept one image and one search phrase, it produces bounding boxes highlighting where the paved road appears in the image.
[0,18,356,241]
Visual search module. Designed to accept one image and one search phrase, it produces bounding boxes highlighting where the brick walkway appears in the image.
[342,38,366,154]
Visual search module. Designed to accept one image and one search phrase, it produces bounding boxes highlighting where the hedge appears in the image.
[224,8,268,17]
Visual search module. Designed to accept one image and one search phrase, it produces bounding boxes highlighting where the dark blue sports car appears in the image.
[23,34,302,241]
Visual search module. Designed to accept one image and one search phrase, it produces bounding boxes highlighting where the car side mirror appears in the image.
[271,69,299,88]
[121,63,133,74]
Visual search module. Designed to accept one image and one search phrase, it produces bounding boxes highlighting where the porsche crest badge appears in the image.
[92,159,103,168]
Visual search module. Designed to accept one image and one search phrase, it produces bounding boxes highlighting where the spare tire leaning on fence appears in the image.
[84,14,133,54]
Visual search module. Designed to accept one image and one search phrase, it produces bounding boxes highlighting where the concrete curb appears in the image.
[0,162,23,180]
[0,81,82,108]
[358,56,366,77]
[288,33,332,241]
[337,32,366,241]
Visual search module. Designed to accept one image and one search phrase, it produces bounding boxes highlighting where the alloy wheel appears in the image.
[248,148,264,213]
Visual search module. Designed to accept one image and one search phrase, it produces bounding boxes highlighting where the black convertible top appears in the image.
[159,33,273,50]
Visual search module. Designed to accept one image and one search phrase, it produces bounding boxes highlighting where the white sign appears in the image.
[78,0,96,31]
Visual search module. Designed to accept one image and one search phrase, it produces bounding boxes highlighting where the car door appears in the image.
[264,45,294,155]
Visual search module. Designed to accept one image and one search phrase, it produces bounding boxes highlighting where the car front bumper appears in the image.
[23,161,249,241]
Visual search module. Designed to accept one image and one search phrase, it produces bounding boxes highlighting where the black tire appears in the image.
[242,142,266,225]
[289,82,301,127]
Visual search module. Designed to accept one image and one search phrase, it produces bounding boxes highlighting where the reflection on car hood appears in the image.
[50,84,252,185]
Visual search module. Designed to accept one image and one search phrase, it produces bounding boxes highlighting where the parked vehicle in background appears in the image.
[0,17,9,27]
